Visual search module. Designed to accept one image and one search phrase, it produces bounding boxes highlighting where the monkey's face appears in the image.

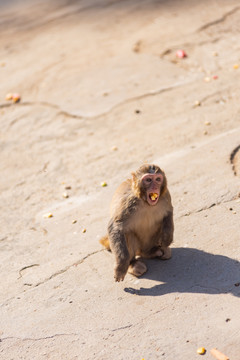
[141,173,163,206]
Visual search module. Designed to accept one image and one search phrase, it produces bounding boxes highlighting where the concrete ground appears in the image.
[0,1,239,359]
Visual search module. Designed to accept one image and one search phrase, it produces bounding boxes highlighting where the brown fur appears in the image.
[99,164,174,282]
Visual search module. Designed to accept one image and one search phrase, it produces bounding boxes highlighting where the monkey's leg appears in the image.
[159,246,172,259]
[139,246,164,259]
[128,259,147,277]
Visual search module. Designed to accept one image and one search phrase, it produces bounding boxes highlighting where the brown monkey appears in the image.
[100,164,174,282]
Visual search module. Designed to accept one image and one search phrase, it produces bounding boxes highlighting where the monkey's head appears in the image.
[132,164,167,206]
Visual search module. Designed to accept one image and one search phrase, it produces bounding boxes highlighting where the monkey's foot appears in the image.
[160,246,172,260]
[128,260,147,277]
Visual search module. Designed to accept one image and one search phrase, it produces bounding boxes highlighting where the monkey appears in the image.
[100,164,174,282]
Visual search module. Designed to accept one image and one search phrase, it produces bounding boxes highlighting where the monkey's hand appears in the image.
[114,262,129,282]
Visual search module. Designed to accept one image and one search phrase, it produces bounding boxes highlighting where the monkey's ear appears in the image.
[131,172,137,182]
[131,172,141,198]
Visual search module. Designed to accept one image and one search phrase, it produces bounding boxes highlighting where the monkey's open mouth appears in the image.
[148,192,159,205]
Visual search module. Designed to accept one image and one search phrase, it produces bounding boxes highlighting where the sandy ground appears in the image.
[0,1,240,359]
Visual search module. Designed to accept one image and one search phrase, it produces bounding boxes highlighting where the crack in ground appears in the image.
[34,249,104,288]
[230,144,240,176]
[0,77,198,121]
[0,249,104,308]
[0,0,129,34]
[0,333,79,343]
[197,6,240,32]
[160,36,220,58]
[180,194,239,218]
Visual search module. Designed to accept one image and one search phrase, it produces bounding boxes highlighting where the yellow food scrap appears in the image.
[12,93,21,103]
[43,212,53,218]
[5,93,13,101]
[233,64,239,69]
[150,193,158,200]
[197,347,206,355]
[101,181,107,187]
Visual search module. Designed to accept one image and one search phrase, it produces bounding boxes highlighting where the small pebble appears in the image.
[43,212,53,218]
[62,192,69,198]
[212,75,218,80]
[111,146,118,151]
[205,121,211,126]
[65,185,71,190]
[82,228,87,233]
[176,49,187,58]
[72,220,77,224]
[204,77,210,82]
[101,181,107,187]
[194,100,201,107]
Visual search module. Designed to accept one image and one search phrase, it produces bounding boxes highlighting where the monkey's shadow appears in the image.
[124,248,240,297]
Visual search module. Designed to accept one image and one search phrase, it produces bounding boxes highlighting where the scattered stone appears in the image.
[111,146,118,151]
[176,49,187,58]
[82,228,87,233]
[101,181,107,187]
[194,100,201,107]
[62,192,69,198]
[43,212,53,218]
[133,40,142,53]
[72,220,77,224]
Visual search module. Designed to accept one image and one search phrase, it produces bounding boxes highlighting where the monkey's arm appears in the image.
[143,211,174,259]
[161,211,174,247]
[108,219,130,282]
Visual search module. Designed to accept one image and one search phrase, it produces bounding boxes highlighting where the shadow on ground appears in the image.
[124,248,240,297]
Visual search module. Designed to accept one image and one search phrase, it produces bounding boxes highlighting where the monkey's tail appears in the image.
[99,235,111,251]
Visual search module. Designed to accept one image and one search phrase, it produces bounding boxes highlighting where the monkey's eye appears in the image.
[145,178,152,182]
[156,177,161,182]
